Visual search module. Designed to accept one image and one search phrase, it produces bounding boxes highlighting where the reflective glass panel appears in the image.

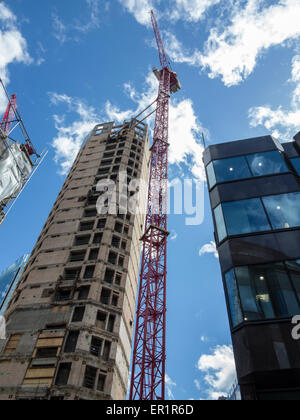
[213,156,251,184]
[214,204,227,242]
[235,263,300,321]
[285,260,300,302]
[225,270,243,327]
[291,157,300,176]
[222,198,271,237]
[263,192,300,230]
[206,162,217,189]
[246,151,288,177]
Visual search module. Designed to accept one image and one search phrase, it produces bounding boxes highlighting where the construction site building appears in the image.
[0,120,150,400]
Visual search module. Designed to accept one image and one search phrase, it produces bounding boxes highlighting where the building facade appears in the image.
[0,255,29,316]
[204,132,300,400]
[0,120,150,400]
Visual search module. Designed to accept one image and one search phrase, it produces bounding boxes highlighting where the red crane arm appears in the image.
[151,10,169,70]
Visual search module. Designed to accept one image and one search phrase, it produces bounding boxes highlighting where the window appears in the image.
[115,274,122,286]
[84,209,97,218]
[69,251,85,262]
[55,289,71,302]
[36,347,58,359]
[263,192,300,230]
[90,337,102,357]
[108,252,117,265]
[78,286,90,300]
[84,265,95,279]
[286,260,300,302]
[207,151,289,189]
[89,249,99,261]
[225,270,243,327]
[215,198,271,242]
[64,268,80,280]
[100,288,111,305]
[101,159,113,166]
[111,236,120,248]
[111,293,119,307]
[107,315,115,333]
[87,196,98,206]
[93,233,103,244]
[64,331,79,353]
[246,151,288,177]
[212,156,251,186]
[97,374,106,392]
[224,262,300,326]
[104,268,114,284]
[97,219,106,229]
[103,341,111,361]
[56,363,71,386]
[74,235,90,246]
[115,222,123,233]
[96,312,107,330]
[72,306,85,322]
[80,222,94,232]
[291,157,300,175]
[83,366,97,389]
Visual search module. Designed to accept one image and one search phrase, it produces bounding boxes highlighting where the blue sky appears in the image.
[0,0,300,400]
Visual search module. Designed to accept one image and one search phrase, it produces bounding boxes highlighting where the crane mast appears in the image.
[129,10,181,401]
[0,94,17,136]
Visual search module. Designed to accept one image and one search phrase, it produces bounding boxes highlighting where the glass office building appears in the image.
[0,255,29,316]
[204,132,300,400]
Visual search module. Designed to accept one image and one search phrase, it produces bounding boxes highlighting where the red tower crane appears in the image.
[0,94,17,135]
[129,10,181,401]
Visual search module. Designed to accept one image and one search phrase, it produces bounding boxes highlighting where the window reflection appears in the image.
[214,205,227,242]
[225,270,243,327]
[263,192,300,230]
[206,150,289,189]
[222,198,271,237]
[206,162,216,189]
[225,262,300,327]
[285,260,300,302]
[213,156,251,184]
[291,157,300,176]
[246,151,288,177]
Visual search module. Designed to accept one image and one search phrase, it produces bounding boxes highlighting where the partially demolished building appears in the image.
[0,120,150,400]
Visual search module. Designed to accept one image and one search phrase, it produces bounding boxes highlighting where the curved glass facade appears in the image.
[225,261,300,327]
[214,192,300,243]
[207,150,289,189]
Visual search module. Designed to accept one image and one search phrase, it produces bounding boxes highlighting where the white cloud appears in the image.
[0,3,32,112]
[50,93,101,175]
[200,0,300,86]
[249,55,300,141]
[163,31,202,66]
[119,0,300,87]
[118,0,155,26]
[199,241,218,259]
[106,70,207,180]
[197,345,236,400]
[118,0,221,25]
[170,230,178,241]
[194,379,201,391]
[165,374,176,400]
[171,0,221,22]
[52,0,101,43]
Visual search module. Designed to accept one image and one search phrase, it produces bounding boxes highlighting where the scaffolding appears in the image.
[0,79,47,225]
